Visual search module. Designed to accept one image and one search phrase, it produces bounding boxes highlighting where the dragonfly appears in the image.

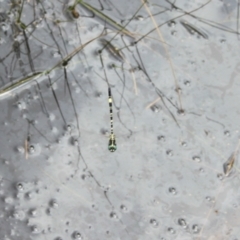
[108,87,117,152]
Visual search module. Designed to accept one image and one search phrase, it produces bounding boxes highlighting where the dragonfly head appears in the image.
[108,138,117,152]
